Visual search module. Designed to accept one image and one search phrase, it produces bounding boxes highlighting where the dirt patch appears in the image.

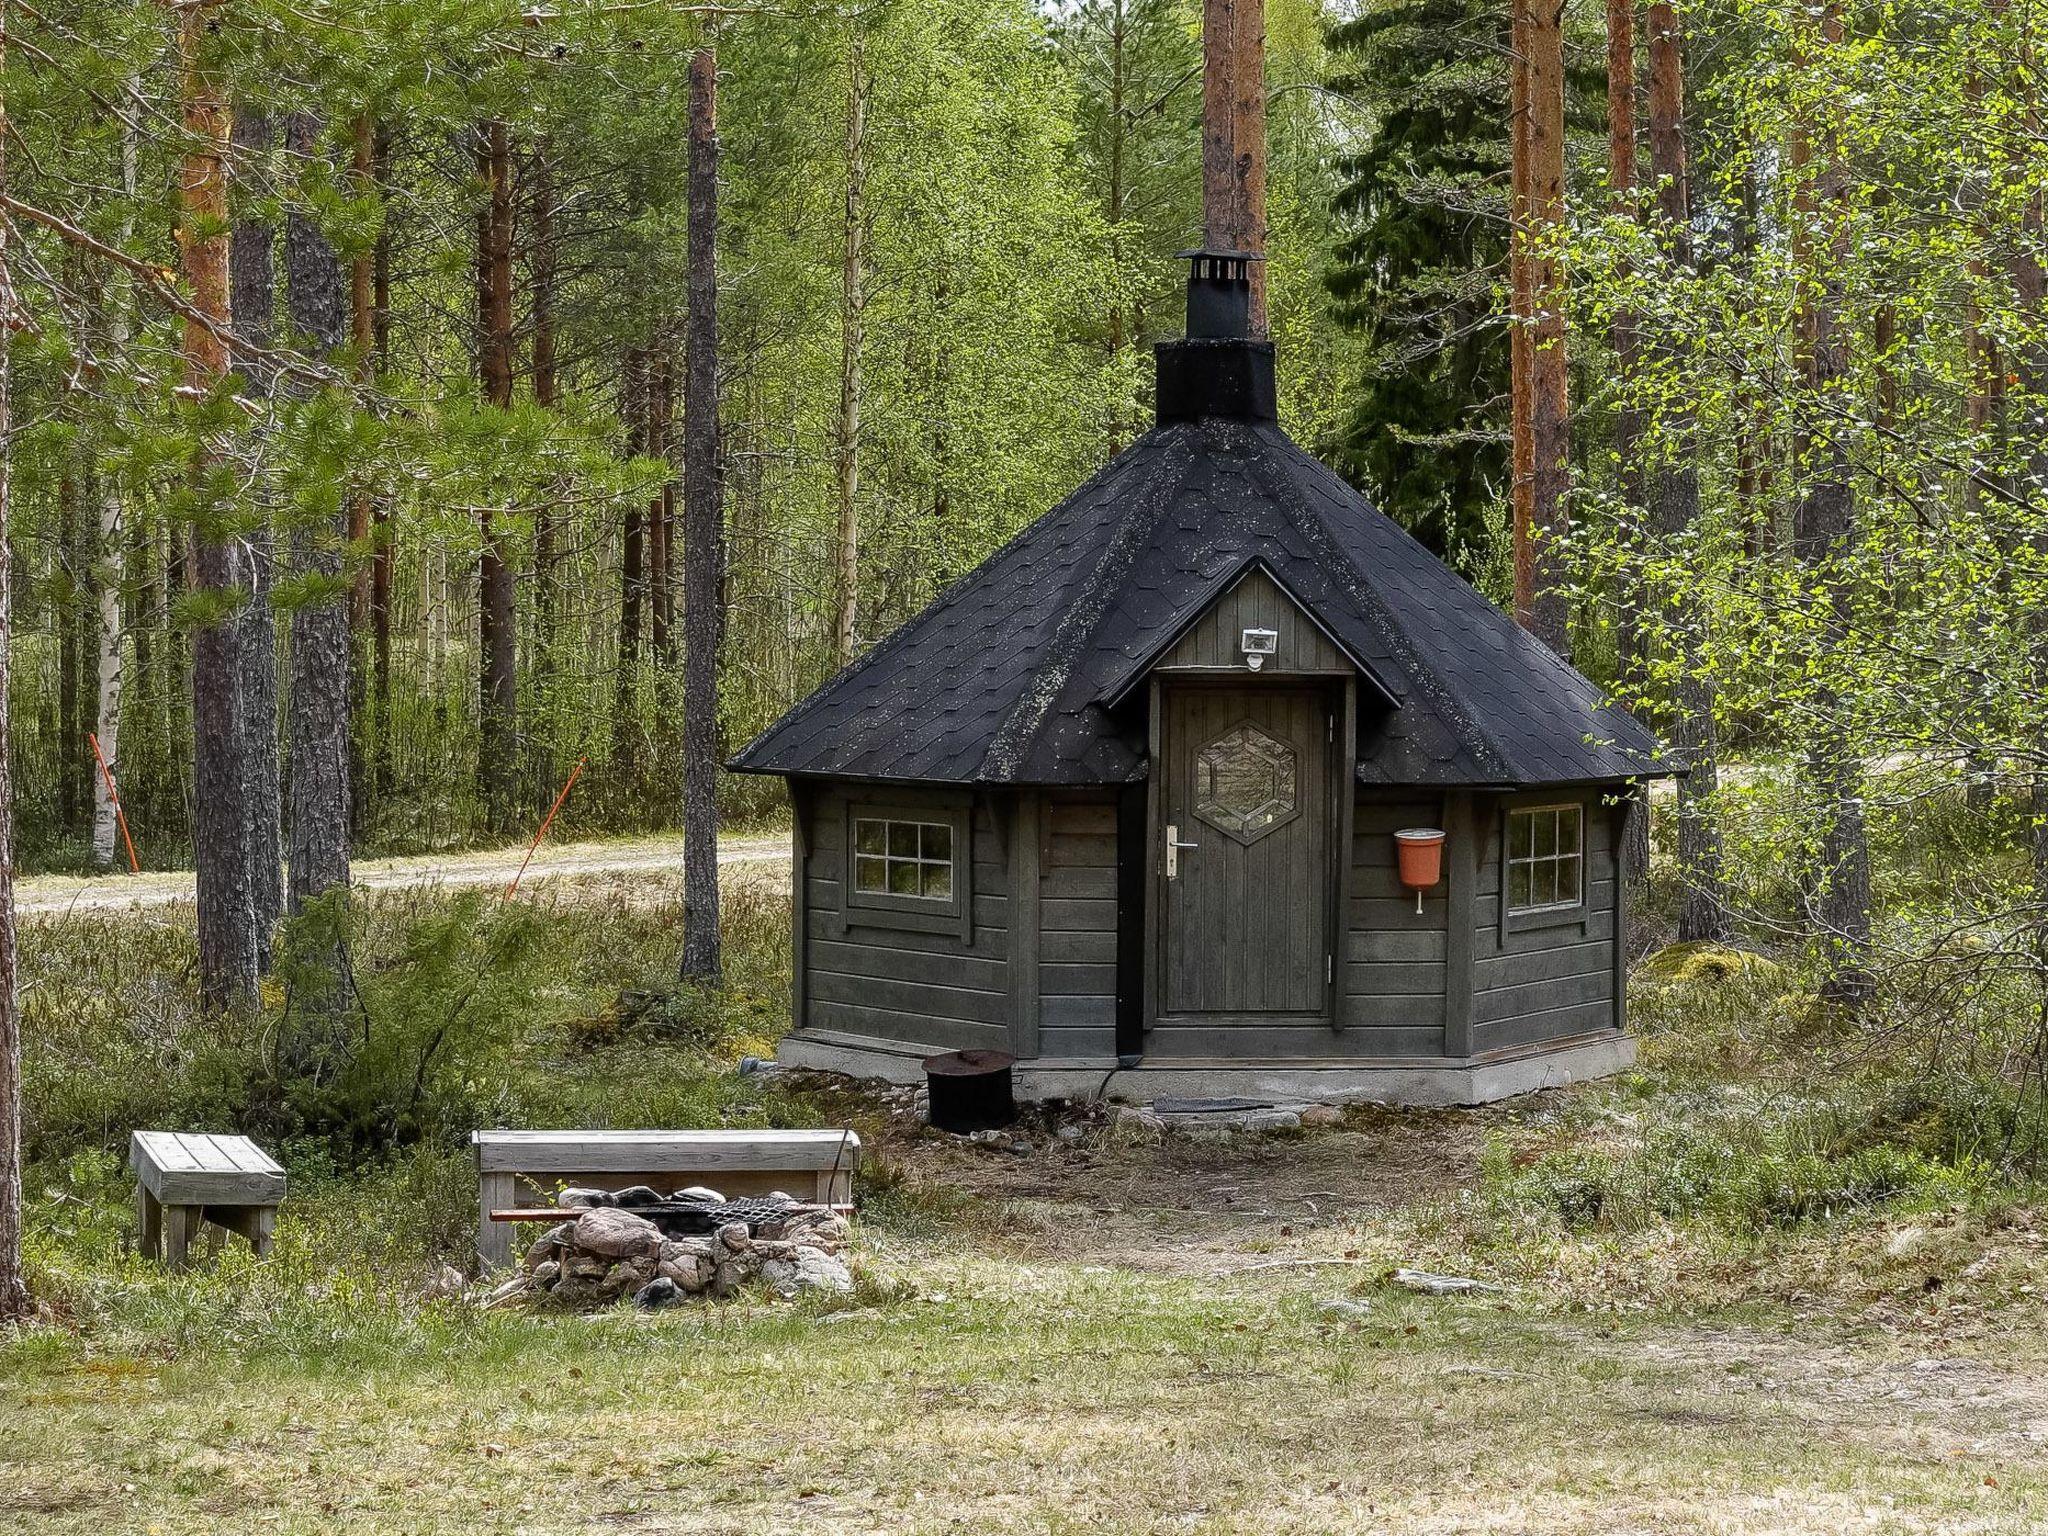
[793,1073,1503,1273]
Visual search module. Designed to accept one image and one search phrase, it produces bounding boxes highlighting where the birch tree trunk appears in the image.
[182,1,259,1011]
[681,45,725,983]
[832,27,866,668]
[284,111,352,914]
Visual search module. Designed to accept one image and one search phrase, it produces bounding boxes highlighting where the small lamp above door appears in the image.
[1393,827,1446,915]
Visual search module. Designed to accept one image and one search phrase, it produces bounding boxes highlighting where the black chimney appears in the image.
[1155,248,1276,423]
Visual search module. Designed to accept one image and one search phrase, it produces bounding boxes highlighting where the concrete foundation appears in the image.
[775,1028,1637,1108]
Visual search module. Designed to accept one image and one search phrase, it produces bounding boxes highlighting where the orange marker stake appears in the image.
[87,731,141,874]
[506,756,587,899]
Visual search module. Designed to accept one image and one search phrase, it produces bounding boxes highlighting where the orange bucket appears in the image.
[1394,828,1446,893]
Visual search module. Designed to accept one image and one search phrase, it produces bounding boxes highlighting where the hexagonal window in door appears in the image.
[1194,722,1300,843]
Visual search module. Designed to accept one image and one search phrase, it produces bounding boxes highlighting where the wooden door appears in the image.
[1159,686,1333,1018]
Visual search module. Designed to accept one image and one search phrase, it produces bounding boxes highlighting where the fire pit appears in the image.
[479,1185,853,1311]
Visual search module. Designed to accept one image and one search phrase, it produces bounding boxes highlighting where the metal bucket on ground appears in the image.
[922,1049,1018,1133]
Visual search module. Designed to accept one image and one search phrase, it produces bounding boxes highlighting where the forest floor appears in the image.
[9,859,2048,1531]
[12,1074,2048,1533]
[12,830,793,915]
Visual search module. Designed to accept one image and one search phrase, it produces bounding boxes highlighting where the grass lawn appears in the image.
[6,1250,2046,1534]
[11,1099,2048,1536]
[11,865,2048,1533]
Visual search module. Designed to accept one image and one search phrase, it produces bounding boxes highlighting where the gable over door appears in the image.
[1158,686,1334,1017]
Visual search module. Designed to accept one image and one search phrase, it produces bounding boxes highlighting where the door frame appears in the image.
[1143,674,1356,1035]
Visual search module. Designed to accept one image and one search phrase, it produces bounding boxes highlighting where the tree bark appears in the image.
[1511,0,1571,655]
[284,111,352,914]
[91,103,139,872]
[649,348,674,660]
[1794,2,1871,1005]
[475,120,518,830]
[1644,1,1727,943]
[347,113,375,833]
[530,138,558,651]
[832,28,866,668]
[183,6,259,1012]
[0,0,28,1322]
[1201,0,1267,332]
[617,347,646,771]
[1606,0,1653,895]
[370,122,393,745]
[681,46,725,983]
[230,108,283,963]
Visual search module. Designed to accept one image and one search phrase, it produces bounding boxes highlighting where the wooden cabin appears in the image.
[732,252,1671,1105]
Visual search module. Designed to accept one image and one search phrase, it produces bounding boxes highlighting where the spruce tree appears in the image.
[1324,0,1510,564]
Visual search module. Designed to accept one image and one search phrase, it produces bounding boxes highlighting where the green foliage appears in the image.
[1474,1082,2013,1239]
[18,880,801,1171]
[1322,0,1511,564]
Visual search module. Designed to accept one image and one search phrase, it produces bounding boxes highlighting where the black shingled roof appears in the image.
[732,414,1670,790]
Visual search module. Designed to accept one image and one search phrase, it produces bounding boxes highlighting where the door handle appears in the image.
[1166,822,1199,879]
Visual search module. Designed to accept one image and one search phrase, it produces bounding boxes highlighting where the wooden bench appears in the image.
[130,1131,286,1270]
[472,1128,860,1269]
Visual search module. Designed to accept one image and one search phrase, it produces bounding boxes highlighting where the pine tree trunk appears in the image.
[475,120,519,830]
[1511,0,1571,655]
[284,112,352,914]
[0,2,28,1321]
[230,108,283,964]
[617,348,646,773]
[528,138,559,800]
[182,6,259,1011]
[57,464,80,833]
[1509,30,1534,631]
[1794,2,1871,1005]
[1642,2,1727,944]
[1201,0,1268,332]
[681,46,725,983]
[833,28,866,667]
[347,113,375,834]
[370,122,394,753]
[91,104,138,873]
[649,350,673,660]
[530,138,558,656]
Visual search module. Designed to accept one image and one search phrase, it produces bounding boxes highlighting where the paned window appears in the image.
[1506,804,1583,913]
[853,817,955,902]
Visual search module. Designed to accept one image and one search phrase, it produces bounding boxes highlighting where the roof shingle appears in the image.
[732,416,1670,789]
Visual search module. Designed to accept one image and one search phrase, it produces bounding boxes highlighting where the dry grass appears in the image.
[6,1251,2048,1534]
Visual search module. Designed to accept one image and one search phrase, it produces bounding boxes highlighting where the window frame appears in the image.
[1500,801,1588,934]
[841,799,972,939]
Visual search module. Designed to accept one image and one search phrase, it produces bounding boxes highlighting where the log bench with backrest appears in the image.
[471,1128,860,1269]
[129,1131,287,1270]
